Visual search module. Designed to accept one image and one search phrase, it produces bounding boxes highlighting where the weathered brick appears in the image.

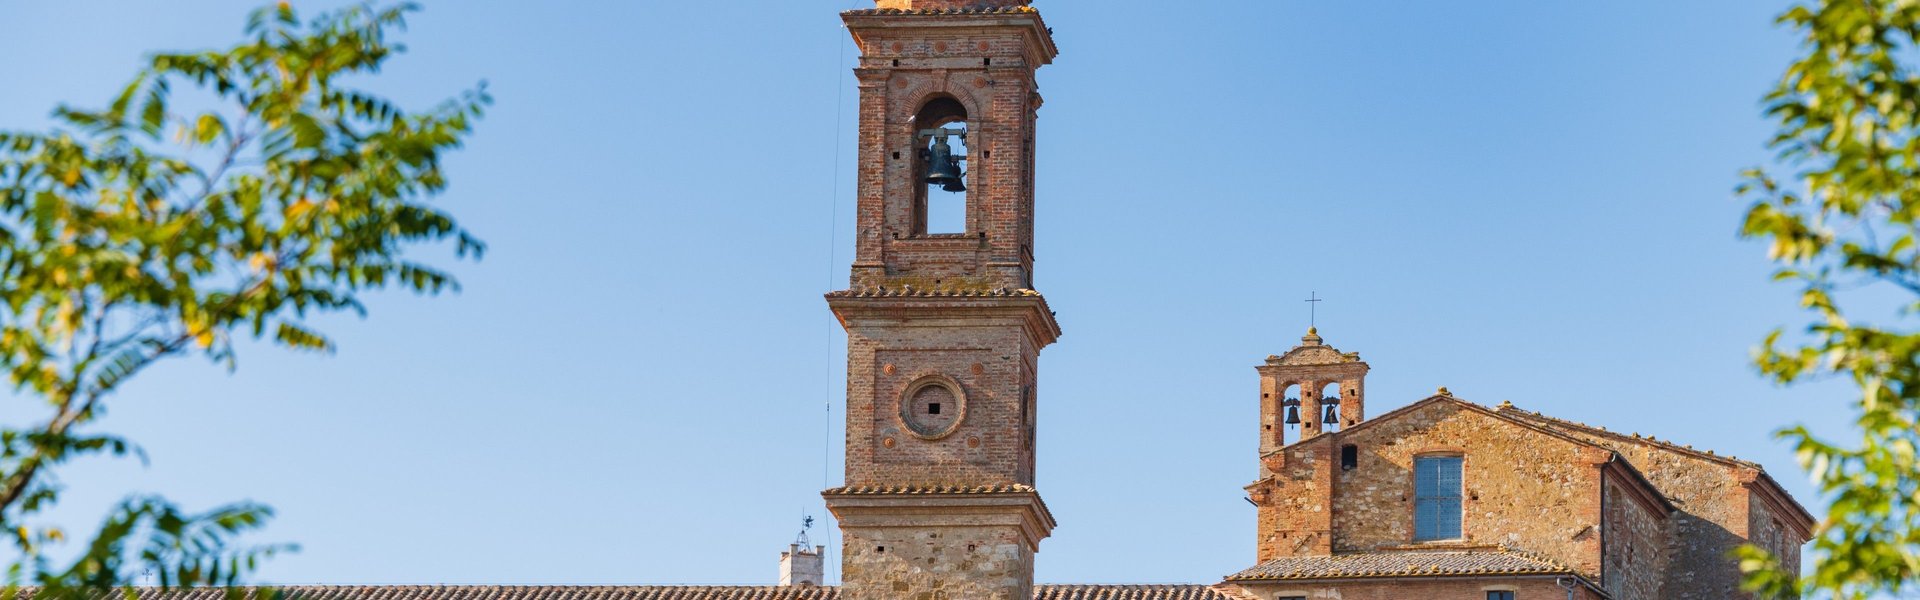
[827,6,1060,600]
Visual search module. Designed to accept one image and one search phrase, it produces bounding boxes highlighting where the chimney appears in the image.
[779,544,825,587]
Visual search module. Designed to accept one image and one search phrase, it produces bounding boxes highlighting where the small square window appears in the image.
[1487,591,1515,600]
[928,403,941,415]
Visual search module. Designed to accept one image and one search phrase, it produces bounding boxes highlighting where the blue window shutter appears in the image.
[1413,456,1463,541]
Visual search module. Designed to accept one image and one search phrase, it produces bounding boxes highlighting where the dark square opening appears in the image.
[928,403,942,415]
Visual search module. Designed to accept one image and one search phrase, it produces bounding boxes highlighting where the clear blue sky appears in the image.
[0,0,1846,587]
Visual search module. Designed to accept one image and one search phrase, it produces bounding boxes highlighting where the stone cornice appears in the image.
[843,7,1058,67]
[1741,469,1816,541]
[1601,457,1677,517]
[822,488,1057,550]
[827,291,1062,349]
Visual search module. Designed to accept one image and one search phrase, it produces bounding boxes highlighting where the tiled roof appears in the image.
[844,7,1039,17]
[823,483,1036,495]
[23,588,836,600]
[25,585,1231,600]
[825,287,1042,299]
[1034,585,1235,600]
[1223,549,1571,581]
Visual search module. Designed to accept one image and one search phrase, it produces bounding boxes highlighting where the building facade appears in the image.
[124,2,1811,600]
[1230,331,1812,599]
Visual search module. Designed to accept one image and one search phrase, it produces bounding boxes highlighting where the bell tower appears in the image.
[1246,329,1370,560]
[1256,328,1369,467]
[824,2,1060,600]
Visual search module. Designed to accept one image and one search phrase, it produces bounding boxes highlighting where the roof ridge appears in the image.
[1498,406,1762,469]
[1280,395,1617,459]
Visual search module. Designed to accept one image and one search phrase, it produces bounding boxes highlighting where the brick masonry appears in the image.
[826,5,1061,600]
[1239,332,1815,600]
[817,4,1814,600]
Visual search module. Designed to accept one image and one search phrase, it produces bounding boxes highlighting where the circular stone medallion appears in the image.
[900,376,966,439]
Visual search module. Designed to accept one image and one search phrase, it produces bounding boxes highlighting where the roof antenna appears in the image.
[795,514,815,547]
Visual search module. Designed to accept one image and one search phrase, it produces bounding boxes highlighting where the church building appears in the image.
[144,1,1811,599]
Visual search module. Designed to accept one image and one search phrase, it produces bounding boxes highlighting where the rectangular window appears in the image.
[1414,455,1463,541]
[1487,592,1515,600]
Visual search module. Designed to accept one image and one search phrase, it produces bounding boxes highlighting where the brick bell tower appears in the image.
[822,2,1060,600]
[1246,328,1370,560]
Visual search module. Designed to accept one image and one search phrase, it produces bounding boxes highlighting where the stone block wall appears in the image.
[1317,401,1607,577]
[1507,413,1785,600]
[1747,491,1803,584]
[839,524,1033,600]
[1601,470,1668,600]
[1257,436,1334,560]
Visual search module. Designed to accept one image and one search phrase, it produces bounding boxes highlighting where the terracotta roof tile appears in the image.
[28,585,1230,600]
[825,287,1042,299]
[843,6,1039,17]
[1033,585,1234,600]
[1223,549,1571,582]
[823,483,1035,495]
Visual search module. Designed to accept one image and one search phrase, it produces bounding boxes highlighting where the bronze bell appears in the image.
[924,135,966,192]
[1284,405,1300,425]
[1323,403,1339,425]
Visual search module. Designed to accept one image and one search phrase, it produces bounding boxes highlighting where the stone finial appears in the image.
[1497,400,1514,410]
[875,0,1029,9]
[1301,327,1323,345]
[1437,386,1452,397]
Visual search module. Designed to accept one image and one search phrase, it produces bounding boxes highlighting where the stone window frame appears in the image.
[1411,450,1467,543]
[898,373,969,440]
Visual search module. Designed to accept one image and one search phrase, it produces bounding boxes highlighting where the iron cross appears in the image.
[1305,291,1323,329]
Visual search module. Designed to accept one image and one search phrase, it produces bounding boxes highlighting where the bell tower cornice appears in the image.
[844,7,1059,69]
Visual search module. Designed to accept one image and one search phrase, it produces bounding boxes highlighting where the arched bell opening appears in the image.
[912,96,970,236]
[1278,383,1302,446]
[1318,382,1344,433]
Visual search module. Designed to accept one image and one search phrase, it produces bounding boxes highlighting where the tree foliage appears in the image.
[1737,1,1920,597]
[0,3,486,597]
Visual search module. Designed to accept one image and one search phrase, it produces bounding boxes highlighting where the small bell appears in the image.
[1283,400,1301,425]
[1323,403,1339,425]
